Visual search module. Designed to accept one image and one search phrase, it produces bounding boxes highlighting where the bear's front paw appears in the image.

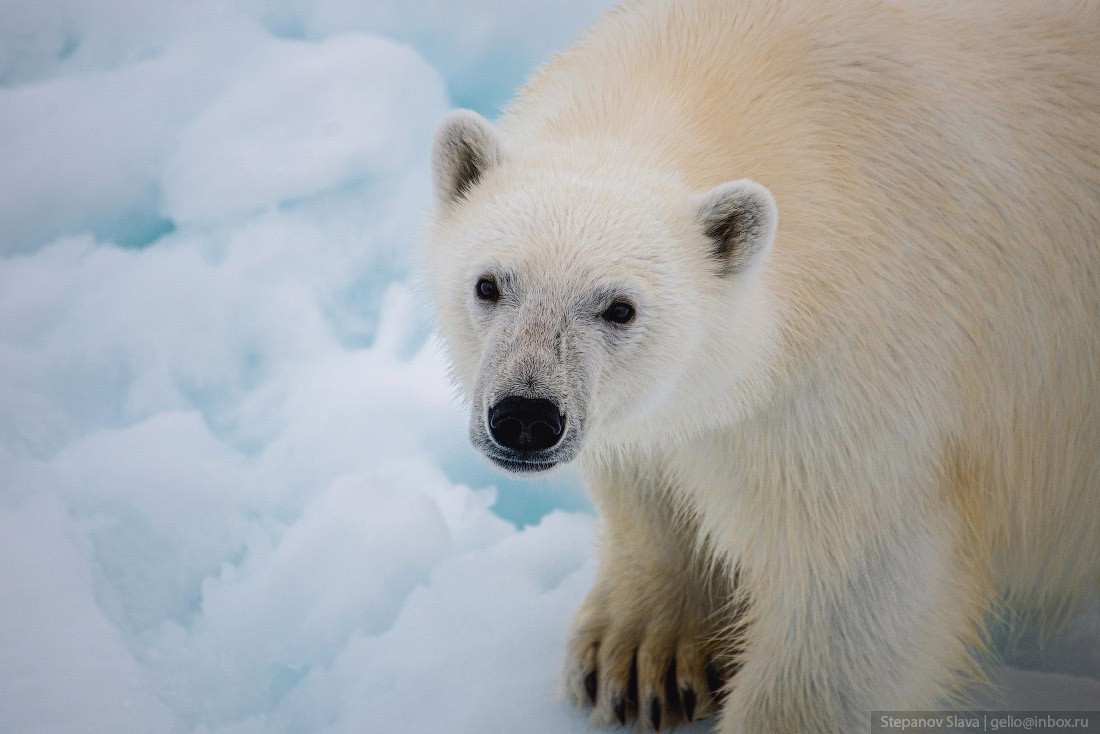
[564,581,732,730]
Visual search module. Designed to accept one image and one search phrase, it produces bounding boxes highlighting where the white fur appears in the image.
[423,1,1100,731]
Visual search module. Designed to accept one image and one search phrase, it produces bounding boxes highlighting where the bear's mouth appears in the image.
[483,450,560,475]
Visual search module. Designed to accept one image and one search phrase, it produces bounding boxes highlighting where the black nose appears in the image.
[488,396,565,452]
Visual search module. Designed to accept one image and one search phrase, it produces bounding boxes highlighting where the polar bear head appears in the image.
[425,110,778,474]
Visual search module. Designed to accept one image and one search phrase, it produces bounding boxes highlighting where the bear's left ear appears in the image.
[695,179,778,276]
[431,109,504,207]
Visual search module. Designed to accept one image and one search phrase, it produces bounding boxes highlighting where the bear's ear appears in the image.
[431,110,503,207]
[695,179,777,276]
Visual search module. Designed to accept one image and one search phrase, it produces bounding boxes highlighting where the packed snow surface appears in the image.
[0,2,1096,733]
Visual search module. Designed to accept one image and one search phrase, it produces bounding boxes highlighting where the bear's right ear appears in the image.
[431,110,503,207]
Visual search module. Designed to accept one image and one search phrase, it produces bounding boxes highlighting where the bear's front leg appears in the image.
[565,460,735,731]
[717,521,983,734]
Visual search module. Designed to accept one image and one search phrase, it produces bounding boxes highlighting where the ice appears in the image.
[0,0,205,85]
[0,2,1095,733]
[161,34,445,223]
[189,510,597,734]
[0,493,178,734]
[232,0,618,114]
[0,8,265,253]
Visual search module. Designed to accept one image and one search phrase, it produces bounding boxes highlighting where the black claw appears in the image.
[681,685,696,722]
[663,660,682,723]
[649,697,661,731]
[614,696,626,725]
[584,670,597,704]
[627,654,639,705]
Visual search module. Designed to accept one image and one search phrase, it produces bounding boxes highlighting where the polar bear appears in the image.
[423,0,1100,731]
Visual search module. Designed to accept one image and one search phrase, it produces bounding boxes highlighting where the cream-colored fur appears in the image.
[423,1,1100,732]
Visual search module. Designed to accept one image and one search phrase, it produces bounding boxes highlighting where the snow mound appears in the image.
[162,34,444,223]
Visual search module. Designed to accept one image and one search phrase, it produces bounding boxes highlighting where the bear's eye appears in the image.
[601,301,635,324]
[475,277,500,302]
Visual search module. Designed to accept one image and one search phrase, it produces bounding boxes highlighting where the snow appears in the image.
[161,34,444,224]
[0,493,177,734]
[0,2,1095,733]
